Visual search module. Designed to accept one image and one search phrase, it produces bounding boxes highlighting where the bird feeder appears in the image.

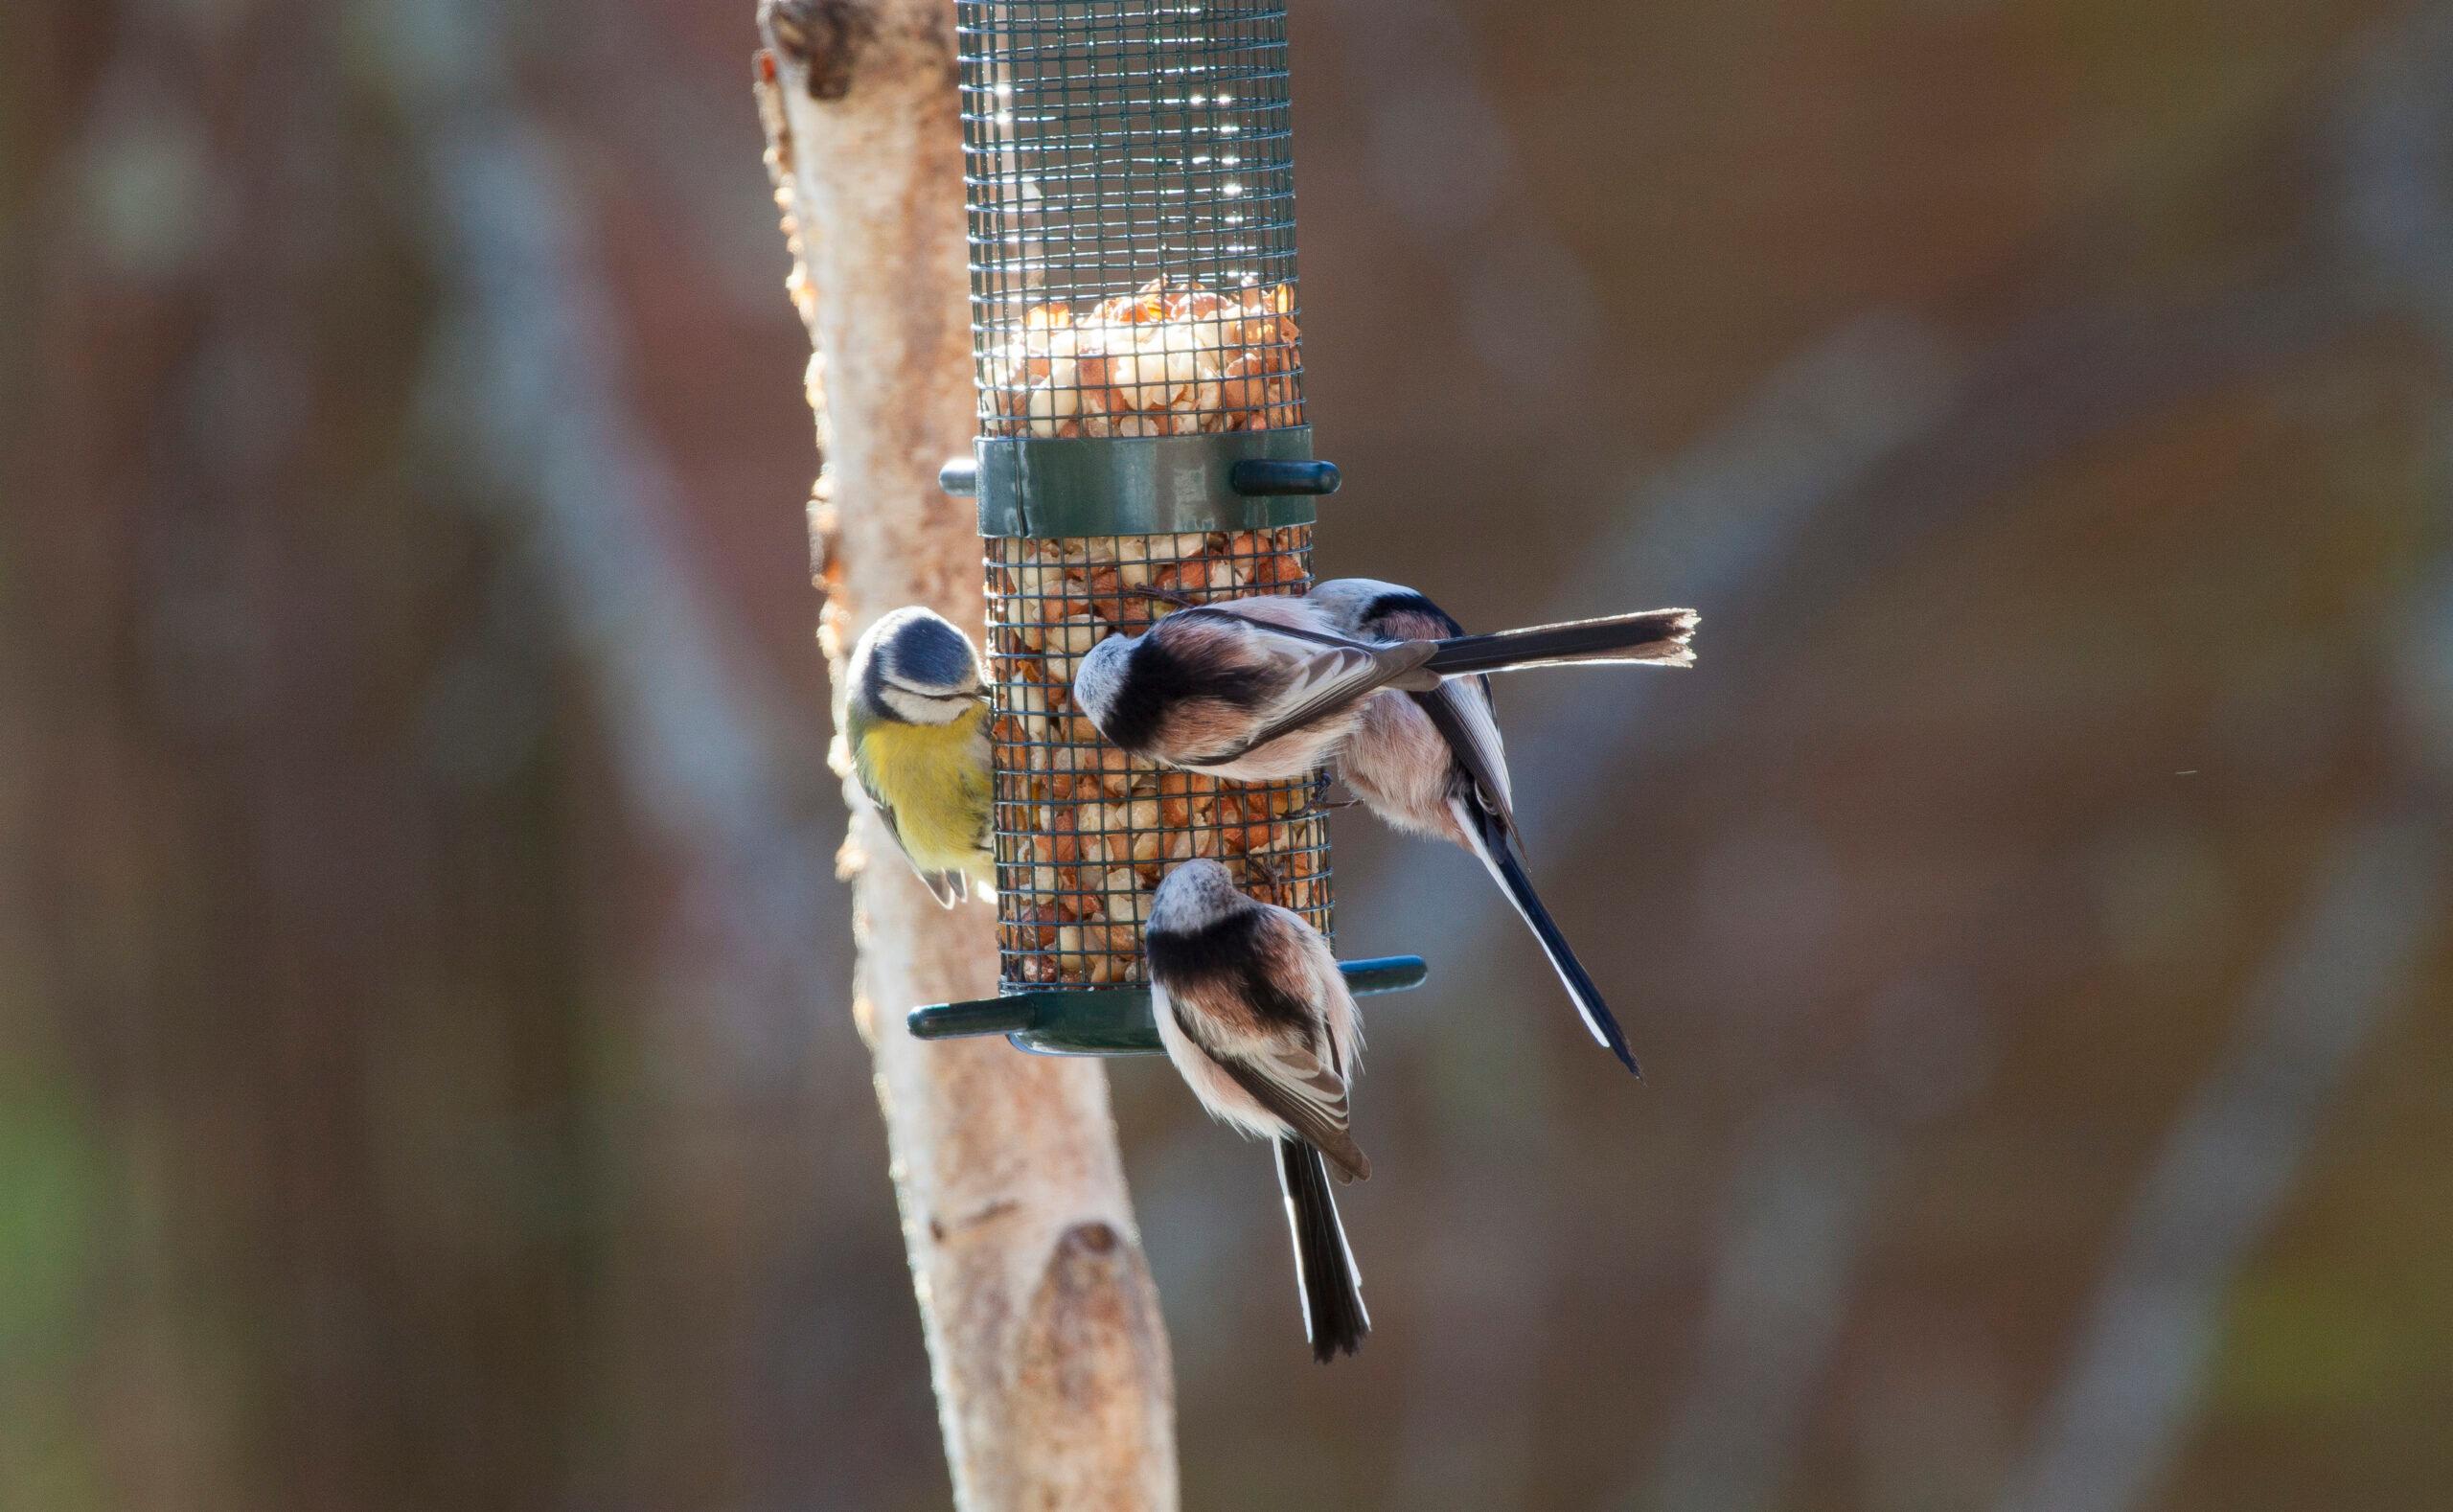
[909,0,1427,1057]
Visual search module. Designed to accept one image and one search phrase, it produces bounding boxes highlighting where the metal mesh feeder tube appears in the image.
[960,0,1303,442]
[908,0,1425,1056]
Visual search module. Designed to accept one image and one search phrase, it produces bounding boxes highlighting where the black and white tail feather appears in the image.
[1418,607,1699,679]
[1173,605,1699,772]
[1276,1138,1370,1362]
[1458,795,1639,1076]
[1411,680,1641,1075]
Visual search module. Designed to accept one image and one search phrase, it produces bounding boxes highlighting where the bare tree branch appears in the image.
[754,3,1179,1505]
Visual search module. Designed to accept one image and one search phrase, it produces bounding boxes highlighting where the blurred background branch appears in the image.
[2000,813,2443,1512]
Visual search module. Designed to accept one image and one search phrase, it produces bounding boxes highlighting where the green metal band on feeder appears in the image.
[908,955,1432,1057]
[959,430,1337,538]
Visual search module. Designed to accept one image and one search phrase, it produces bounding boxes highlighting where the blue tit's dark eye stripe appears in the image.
[883,679,976,704]
[858,634,891,710]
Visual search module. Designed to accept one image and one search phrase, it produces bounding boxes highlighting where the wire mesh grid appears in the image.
[986,526,1331,987]
[958,1,1304,437]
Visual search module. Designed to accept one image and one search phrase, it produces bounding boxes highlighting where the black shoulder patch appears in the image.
[1148,909,1314,1029]
[1096,634,1271,756]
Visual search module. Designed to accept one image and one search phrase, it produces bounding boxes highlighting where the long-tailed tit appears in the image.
[1309,580,1698,1075]
[1073,592,1698,782]
[1146,859,1371,1362]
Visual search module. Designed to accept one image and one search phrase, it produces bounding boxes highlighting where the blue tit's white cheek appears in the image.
[880,685,971,725]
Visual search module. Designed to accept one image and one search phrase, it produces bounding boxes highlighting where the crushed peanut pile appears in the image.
[983,278,1304,438]
[986,528,1330,985]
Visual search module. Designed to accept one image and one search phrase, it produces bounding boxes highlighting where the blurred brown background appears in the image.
[6,1,2451,1508]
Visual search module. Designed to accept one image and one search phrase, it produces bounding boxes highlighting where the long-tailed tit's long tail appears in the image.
[1462,803,1641,1076]
[1276,1138,1369,1363]
[1421,608,1698,678]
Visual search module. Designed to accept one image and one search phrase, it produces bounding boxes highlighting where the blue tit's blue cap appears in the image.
[881,607,980,690]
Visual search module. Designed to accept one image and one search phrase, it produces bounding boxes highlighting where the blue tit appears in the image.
[844,606,996,907]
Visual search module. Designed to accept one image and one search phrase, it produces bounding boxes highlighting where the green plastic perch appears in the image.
[908,955,1431,1057]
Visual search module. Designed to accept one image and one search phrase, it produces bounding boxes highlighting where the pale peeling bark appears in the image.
[752,4,1180,1507]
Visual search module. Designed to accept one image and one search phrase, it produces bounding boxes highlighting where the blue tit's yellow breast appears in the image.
[856,704,993,875]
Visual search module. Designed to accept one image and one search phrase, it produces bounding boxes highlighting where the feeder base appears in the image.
[907,955,1430,1057]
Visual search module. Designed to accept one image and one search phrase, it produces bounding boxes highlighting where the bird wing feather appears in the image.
[861,769,909,853]
[1414,678,1519,843]
[1166,977,1369,1180]
[869,791,965,906]
[1217,1053,1369,1181]
[1178,618,1438,768]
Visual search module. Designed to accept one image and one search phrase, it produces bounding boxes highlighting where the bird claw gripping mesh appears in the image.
[907,0,1427,1056]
